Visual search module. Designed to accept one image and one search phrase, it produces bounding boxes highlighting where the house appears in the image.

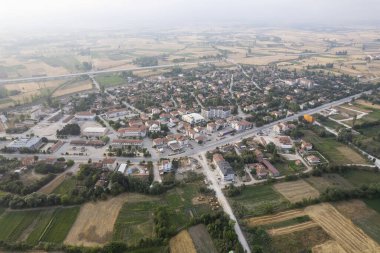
[145,120,161,132]
[213,153,235,181]
[248,163,268,179]
[118,163,128,174]
[102,158,118,171]
[278,136,293,150]
[21,156,36,167]
[82,127,108,137]
[207,122,217,133]
[301,140,313,151]
[231,120,253,131]
[261,159,280,177]
[117,126,146,138]
[168,141,182,152]
[7,137,43,151]
[153,137,168,147]
[111,139,143,149]
[75,111,96,121]
[306,155,320,164]
[159,159,173,173]
[273,122,289,134]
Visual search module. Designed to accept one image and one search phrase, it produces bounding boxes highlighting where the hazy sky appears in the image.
[1,0,380,32]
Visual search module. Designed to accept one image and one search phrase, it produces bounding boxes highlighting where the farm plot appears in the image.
[52,79,93,97]
[334,200,380,244]
[305,203,379,253]
[305,174,353,193]
[245,209,306,227]
[312,240,347,253]
[229,184,289,216]
[268,220,318,236]
[188,224,218,253]
[341,170,380,187]
[169,230,197,253]
[0,210,41,242]
[64,194,131,246]
[273,180,320,203]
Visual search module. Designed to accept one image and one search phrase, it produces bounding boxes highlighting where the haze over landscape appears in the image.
[0,1,380,253]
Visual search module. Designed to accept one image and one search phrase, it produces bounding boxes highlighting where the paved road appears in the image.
[0,60,218,85]
[196,153,251,253]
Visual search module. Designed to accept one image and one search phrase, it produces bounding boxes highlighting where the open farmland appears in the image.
[245,209,305,227]
[341,169,380,186]
[65,193,135,246]
[334,200,380,244]
[188,224,218,253]
[312,240,347,253]
[52,79,93,97]
[268,220,318,236]
[273,180,320,203]
[305,203,380,253]
[169,230,197,253]
[229,184,289,216]
[0,210,41,242]
[305,174,354,193]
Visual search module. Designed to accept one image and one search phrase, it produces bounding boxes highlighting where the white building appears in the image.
[82,127,108,137]
[159,159,173,173]
[117,126,147,138]
[201,107,231,120]
[182,113,205,124]
[105,109,129,119]
[7,137,43,151]
[118,163,128,174]
[213,153,235,181]
[75,111,96,121]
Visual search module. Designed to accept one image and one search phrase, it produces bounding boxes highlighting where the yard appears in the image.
[302,130,368,165]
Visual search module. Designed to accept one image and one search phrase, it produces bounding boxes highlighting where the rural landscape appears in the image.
[1,0,380,253]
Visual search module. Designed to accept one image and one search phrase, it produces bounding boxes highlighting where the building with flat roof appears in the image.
[182,113,205,124]
[7,137,43,151]
[213,153,235,181]
[82,127,108,137]
[75,111,96,121]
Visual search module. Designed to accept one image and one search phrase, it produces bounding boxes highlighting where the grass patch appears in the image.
[95,74,125,87]
[40,206,80,243]
[229,184,289,216]
[341,170,380,187]
[364,198,380,213]
[273,160,305,176]
[52,177,76,195]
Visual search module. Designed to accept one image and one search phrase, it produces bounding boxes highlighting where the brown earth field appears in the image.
[169,230,196,253]
[273,180,320,203]
[37,173,68,195]
[305,203,380,253]
[64,193,155,247]
[244,209,305,227]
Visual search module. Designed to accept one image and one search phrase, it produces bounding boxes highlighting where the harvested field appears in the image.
[305,203,379,253]
[245,209,305,227]
[334,200,380,244]
[188,224,218,253]
[356,100,380,110]
[268,221,318,236]
[64,194,128,246]
[169,230,196,253]
[313,240,347,253]
[52,79,93,97]
[273,180,320,203]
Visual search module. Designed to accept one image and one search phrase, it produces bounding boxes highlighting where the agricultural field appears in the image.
[273,180,320,203]
[52,79,93,97]
[305,173,354,193]
[95,74,126,87]
[0,206,79,245]
[340,169,380,187]
[302,130,368,165]
[364,198,380,213]
[113,182,213,246]
[229,184,289,216]
[51,175,77,195]
[334,200,380,244]
[188,224,218,253]
[65,193,134,246]
[305,203,380,253]
[169,230,197,253]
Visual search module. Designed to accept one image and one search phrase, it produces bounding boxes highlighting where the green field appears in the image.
[41,206,80,243]
[315,114,343,130]
[113,182,212,246]
[341,170,380,186]
[0,210,41,242]
[305,173,353,193]
[52,177,76,195]
[229,184,289,216]
[273,160,306,176]
[26,209,56,245]
[95,74,125,87]
[302,130,368,165]
[364,198,380,213]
